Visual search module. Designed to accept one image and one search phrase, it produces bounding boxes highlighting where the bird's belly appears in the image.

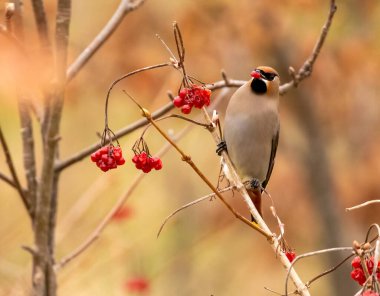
[224,116,276,182]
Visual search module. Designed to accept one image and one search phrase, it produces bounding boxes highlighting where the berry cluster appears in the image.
[132,152,163,173]
[350,256,380,286]
[173,85,211,114]
[90,145,126,172]
[285,251,296,263]
[362,290,379,296]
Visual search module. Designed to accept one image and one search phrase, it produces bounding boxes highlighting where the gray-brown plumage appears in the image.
[223,66,280,217]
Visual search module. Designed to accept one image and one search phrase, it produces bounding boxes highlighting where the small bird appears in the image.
[218,66,280,218]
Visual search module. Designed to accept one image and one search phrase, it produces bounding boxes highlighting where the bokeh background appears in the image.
[1,0,380,295]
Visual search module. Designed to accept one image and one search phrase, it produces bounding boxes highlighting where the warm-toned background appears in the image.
[1,0,379,295]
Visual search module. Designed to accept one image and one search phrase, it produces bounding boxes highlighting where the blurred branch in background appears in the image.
[67,0,145,82]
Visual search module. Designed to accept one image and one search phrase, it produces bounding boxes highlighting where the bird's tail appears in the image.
[248,189,262,222]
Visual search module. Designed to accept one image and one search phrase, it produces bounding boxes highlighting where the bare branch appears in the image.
[67,0,145,81]
[157,186,234,238]
[346,200,380,211]
[0,127,30,214]
[279,0,337,95]
[18,98,37,219]
[30,0,50,49]
[55,124,192,271]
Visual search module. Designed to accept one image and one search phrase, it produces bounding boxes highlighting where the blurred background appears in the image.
[0,0,380,295]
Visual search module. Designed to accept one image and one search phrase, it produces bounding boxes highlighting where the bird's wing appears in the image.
[262,127,280,189]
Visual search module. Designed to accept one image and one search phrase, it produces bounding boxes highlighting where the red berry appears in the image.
[124,277,149,293]
[351,256,362,269]
[181,104,192,114]
[100,146,109,154]
[132,155,139,164]
[179,88,188,99]
[153,158,163,170]
[285,251,296,263]
[90,153,99,162]
[173,96,184,107]
[116,157,125,165]
[351,268,366,286]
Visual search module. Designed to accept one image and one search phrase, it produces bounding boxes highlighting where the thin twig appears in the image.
[279,0,337,95]
[67,0,145,81]
[0,127,30,213]
[346,200,380,211]
[157,186,234,237]
[104,63,171,128]
[55,124,192,271]
[285,247,353,295]
[0,171,17,188]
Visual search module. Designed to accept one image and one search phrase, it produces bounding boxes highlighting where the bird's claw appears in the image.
[249,178,262,190]
[216,140,227,156]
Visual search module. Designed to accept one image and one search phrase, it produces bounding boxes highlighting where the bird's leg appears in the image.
[216,140,227,155]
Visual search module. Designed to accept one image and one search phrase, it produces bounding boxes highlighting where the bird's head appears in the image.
[250,66,280,96]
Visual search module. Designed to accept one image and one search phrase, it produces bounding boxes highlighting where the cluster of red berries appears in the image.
[132,152,163,173]
[173,85,211,114]
[350,256,380,286]
[362,290,379,296]
[285,251,296,263]
[90,145,126,172]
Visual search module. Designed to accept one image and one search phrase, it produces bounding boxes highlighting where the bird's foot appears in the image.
[249,178,262,190]
[216,140,227,156]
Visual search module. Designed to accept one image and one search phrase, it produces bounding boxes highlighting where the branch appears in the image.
[55,124,192,271]
[67,0,145,81]
[279,0,337,95]
[0,127,30,214]
[18,98,37,220]
[30,0,51,49]
[346,200,380,211]
[55,101,174,171]
[157,186,234,237]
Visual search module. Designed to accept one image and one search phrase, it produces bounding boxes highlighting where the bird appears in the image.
[217,66,280,219]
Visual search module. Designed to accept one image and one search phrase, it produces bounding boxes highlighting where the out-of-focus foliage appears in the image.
[0,0,379,295]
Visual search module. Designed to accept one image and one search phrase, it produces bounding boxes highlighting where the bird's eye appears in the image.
[261,71,276,81]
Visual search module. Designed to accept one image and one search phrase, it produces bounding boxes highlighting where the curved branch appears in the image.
[279,0,337,95]
[67,0,145,81]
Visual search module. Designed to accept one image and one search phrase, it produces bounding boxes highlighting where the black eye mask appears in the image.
[258,69,277,81]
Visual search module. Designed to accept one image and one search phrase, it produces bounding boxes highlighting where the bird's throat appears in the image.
[250,79,267,94]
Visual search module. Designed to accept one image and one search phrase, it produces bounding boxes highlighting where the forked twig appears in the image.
[0,127,30,214]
